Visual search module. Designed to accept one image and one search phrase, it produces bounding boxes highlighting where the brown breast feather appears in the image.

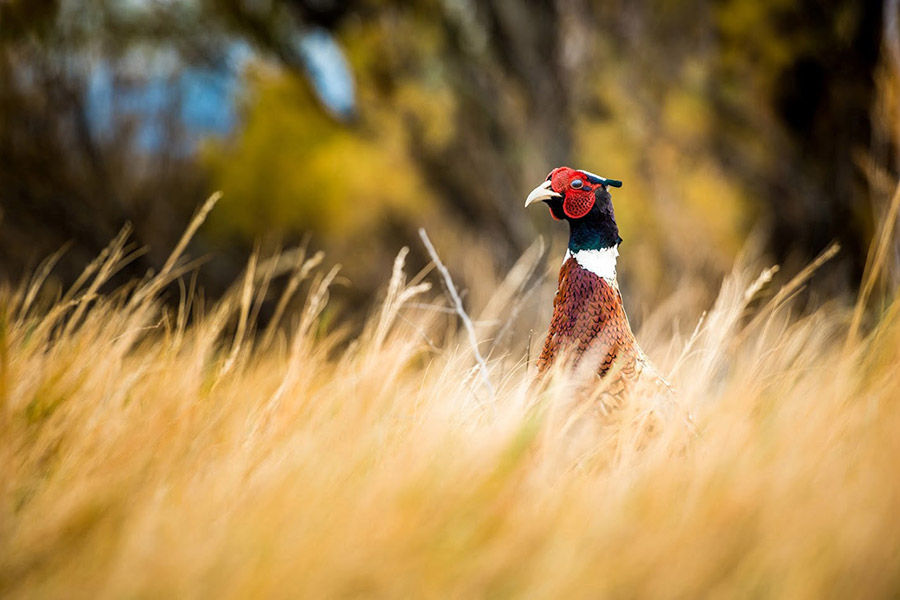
[537,258,688,430]
[537,257,642,391]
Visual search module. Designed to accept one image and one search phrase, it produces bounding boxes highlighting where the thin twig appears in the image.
[418,228,495,403]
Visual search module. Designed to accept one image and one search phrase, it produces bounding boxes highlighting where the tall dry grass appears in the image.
[1,187,900,599]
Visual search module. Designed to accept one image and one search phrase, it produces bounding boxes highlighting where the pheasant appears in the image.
[525,166,672,404]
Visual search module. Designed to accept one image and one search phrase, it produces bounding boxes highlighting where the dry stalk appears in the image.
[418,228,495,404]
[129,191,222,309]
[847,181,900,350]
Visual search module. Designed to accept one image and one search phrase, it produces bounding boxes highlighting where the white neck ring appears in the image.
[566,246,619,280]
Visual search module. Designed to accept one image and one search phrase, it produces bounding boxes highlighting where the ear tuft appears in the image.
[582,171,623,188]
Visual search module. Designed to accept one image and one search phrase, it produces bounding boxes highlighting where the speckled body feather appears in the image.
[538,258,644,394]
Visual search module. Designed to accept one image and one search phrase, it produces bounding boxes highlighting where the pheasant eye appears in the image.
[570,179,583,189]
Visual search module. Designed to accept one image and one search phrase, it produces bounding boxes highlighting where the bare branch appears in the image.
[418,228,495,404]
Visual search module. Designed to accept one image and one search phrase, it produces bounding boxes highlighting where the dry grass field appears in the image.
[2,190,900,598]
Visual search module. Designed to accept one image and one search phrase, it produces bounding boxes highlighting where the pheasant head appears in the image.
[525,166,624,254]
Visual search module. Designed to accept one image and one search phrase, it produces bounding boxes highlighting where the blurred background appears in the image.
[1,0,897,321]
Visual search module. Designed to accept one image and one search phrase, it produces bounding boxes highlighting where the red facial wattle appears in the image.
[549,167,597,219]
[562,188,595,219]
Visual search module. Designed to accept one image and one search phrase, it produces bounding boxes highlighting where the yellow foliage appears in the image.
[680,163,750,257]
[202,65,431,242]
[662,87,712,143]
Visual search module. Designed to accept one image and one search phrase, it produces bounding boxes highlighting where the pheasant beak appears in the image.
[524,180,562,207]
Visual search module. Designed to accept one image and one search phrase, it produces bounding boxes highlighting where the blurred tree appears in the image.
[0,0,896,315]
[210,0,891,301]
[0,0,209,287]
[201,64,436,301]
[709,0,884,281]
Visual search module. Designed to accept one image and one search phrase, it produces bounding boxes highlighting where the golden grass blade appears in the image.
[260,249,324,351]
[129,191,221,309]
[847,181,900,349]
[17,241,72,321]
